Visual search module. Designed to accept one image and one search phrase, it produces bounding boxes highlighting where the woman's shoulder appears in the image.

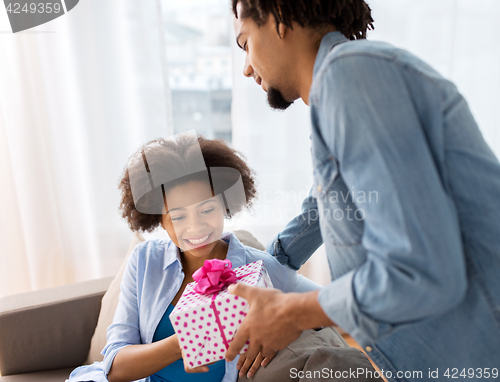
[245,246,286,273]
[224,231,274,262]
[225,232,287,286]
[232,235,321,293]
[244,245,288,291]
[243,243,275,263]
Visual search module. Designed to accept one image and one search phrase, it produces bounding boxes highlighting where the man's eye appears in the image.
[202,208,214,214]
[171,216,185,221]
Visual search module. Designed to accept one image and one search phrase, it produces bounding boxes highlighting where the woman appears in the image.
[67,133,319,382]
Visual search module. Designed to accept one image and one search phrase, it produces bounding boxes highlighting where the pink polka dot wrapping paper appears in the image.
[169,260,273,368]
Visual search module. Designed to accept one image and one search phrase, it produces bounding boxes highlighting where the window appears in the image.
[161,0,233,143]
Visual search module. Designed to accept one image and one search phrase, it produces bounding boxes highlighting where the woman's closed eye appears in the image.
[171,215,185,221]
[170,208,213,220]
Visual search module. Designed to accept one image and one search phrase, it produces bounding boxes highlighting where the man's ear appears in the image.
[278,22,287,39]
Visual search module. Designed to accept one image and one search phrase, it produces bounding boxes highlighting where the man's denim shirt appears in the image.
[267,32,500,379]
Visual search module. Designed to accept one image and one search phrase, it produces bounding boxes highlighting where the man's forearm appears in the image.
[284,290,335,330]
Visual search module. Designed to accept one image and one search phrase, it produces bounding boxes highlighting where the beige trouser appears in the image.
[237,327,383,382]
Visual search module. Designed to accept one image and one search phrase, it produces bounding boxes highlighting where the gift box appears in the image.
[170,259,273,368]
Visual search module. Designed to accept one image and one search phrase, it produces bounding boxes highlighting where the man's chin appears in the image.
[267,87,294,110]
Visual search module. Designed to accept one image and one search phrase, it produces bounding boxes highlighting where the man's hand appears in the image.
[225,283,334,364]
[225,283,305,363]
[237,350,277,378]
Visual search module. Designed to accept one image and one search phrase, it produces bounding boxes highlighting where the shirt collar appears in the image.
[162,231,247,270]
[313,31,349,77]
[163,240,182,270]
[223,231,247,269]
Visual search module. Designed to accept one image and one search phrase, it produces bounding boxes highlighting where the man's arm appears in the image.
[227,52,467,361]
[266,188,323,270]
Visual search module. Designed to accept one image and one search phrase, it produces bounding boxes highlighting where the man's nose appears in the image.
[243,55,253,78]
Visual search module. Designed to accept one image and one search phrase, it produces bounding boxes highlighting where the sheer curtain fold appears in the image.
[0,0,172,298]
[0,110,32,296]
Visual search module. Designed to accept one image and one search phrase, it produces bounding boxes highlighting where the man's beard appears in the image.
[267,87,293,110]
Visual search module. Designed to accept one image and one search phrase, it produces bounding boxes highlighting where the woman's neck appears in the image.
[180,239,229,277]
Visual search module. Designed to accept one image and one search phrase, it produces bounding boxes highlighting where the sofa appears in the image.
[0,276,114,381]
[0,231,378,382]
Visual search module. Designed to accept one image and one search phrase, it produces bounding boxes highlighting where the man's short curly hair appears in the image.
[119,136,257,233]
[232,0,374,40]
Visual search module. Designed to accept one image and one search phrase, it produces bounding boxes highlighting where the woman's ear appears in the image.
[160,215,166,231]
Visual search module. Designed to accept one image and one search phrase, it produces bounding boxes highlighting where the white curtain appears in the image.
[0,0,173,298]
[1,0,499,297]
[229,0,500,285]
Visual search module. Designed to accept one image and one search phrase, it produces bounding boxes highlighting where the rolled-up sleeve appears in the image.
[101,247,143,375]
[266,188,323,270]
[311,53,467,342]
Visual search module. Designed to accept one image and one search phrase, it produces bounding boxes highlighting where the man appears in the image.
[227,0,500,381]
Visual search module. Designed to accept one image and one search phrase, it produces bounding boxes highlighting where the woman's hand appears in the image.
[184,364,211,373]
[181,349,211,373]
[237,350,277,378]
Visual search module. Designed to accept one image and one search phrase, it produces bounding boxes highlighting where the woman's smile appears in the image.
[184,232,213,248]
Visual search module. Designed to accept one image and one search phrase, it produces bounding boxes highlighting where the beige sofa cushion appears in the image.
[0,277,112,377]
[85,232,145,364]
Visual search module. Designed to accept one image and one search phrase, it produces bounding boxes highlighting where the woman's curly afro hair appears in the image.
[119,136,257,233]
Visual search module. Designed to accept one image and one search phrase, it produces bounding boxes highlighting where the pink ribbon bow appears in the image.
[192,259,237,295]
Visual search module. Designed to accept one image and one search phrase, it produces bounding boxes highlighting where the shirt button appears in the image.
[317,185,322,193]
[365,346,373,352]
